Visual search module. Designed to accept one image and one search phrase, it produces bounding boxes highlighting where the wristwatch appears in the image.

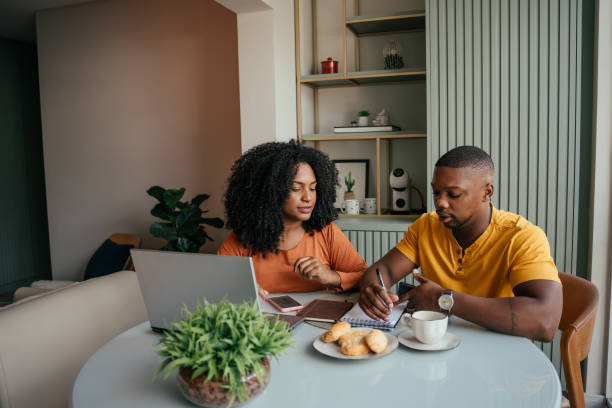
[438,290,454,314]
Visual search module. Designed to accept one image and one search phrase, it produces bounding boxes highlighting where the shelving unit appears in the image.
[295,0,427,219]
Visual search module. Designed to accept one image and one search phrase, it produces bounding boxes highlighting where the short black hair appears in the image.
[224,140,338,256]
[435,146,494,173]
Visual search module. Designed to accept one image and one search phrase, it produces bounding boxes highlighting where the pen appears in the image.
[376,268,392,310]
[376,268,386,290]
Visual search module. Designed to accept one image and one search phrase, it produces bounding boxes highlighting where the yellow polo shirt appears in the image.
[395,206,560,298]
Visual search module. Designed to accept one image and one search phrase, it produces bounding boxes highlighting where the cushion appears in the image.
[83,239,133,280]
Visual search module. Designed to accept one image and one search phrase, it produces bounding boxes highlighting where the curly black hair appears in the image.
[224,140,338,256]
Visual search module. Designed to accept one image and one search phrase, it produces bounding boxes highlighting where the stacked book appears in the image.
[333,125,401,133]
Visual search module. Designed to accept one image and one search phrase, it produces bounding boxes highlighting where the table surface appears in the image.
[73,292,561,408]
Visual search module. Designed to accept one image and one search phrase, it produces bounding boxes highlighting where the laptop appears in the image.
[131,249,259,332]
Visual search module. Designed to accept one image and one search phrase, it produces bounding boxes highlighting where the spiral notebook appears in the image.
[340,301,407,330]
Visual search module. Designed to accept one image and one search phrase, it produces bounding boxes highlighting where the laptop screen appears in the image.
[131,249,259,332]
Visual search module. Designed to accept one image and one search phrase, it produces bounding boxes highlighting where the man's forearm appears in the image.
[451,291,559,342]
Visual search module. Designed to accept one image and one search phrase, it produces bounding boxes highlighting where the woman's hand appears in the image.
[294,256,341,288]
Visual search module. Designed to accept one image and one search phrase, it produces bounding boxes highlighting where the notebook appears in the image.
[264,314,305,331]
[340,301,408,330]
[131,249,259,332]
[296,299,354,323]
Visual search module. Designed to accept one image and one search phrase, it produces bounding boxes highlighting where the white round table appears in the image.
[73,307,561,408]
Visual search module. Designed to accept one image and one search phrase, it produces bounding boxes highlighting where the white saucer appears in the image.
[398,331,461,351]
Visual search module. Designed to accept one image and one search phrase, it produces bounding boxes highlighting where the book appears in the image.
[264,313,305,331]
[333,125,401,133]
[296,299,355,323]
[339,301,407,330]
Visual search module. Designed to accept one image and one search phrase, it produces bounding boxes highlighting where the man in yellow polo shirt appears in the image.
[359,146,562,341]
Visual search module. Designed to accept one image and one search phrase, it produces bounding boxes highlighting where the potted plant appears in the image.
[357,110,370,126]
[344,171,356,201]
[154,299,294,407]
[147,186,224,252]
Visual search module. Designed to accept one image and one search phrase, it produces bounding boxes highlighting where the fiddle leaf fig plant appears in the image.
[154,299,294,406]
[147,186,224,252]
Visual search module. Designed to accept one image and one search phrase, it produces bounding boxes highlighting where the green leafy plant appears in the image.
[147,186,224,252]
[344,171,355,192]
[357,110,370,117]
[154,299,294,406]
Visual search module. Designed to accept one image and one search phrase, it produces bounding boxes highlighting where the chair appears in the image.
[106,232,143,271]
[558,272,599,408]
[0,270,148,408]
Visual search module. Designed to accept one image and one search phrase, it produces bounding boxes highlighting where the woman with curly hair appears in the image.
[218,140,367,293]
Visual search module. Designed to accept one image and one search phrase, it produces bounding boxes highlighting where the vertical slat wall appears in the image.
[342,229,417,288]
[426,0,583,386]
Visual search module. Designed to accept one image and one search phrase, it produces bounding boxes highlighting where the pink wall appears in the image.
[37,0,241,279]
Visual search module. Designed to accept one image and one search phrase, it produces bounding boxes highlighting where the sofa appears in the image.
[0,270,148,408]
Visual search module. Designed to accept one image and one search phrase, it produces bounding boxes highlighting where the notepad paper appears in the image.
[340,301,407,330]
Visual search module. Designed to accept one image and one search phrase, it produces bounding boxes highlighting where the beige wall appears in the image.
[37,0,241,280]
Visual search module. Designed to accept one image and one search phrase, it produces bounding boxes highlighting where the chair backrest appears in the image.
[558,272,599,408]
[0,271,147,408]
[109,233,143,271]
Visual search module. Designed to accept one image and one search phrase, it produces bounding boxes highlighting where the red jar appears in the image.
[321,57,338,74]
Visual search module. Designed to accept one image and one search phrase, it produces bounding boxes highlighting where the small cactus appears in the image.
[344,171,355,192]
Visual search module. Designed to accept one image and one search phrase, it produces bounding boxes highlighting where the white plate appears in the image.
[312,330,398,360]
[398,331,461,351]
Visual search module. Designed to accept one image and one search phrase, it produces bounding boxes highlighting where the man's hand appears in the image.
[400,270,444,311]
[294,257,341,288]
[359,283,399,321]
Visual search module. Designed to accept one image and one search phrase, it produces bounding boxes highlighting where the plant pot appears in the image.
[177,358,270,407]
[344,191,356,201]
[358,116,369,126]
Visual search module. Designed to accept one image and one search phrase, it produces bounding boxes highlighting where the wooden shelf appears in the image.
[338,213,420,220]
[301,131,426,141]
[345,10,426,35]
[300,68,426,87]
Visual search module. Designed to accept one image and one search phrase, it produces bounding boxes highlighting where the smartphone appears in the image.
[267,295,304,312]
[397,281,417,297]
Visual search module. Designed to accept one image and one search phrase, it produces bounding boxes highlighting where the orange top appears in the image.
[217,223,367,293]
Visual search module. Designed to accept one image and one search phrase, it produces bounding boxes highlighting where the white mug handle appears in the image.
[340,202,346,214]
[402,313,414,329]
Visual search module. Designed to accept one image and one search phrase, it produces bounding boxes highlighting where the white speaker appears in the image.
[392,188,410,212]
[390,168,410,213]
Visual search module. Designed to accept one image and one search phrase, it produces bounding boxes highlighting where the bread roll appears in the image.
[365,329,388,353]
[338,330,370,356]
[321,321,351,343]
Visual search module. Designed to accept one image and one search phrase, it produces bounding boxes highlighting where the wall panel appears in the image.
[426,0,588,387]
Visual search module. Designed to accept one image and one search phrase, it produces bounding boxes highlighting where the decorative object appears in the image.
[333,159,369,209]
[334,124,400,133]
[390,168,410,214]
[344,171,355,200]
[147,186,224,253]
[383,40,404,69]
[341,199,360,215]
[371,109,390,126]
[362,198,377,214]
[154,299,294,407]
[357,110,369,126]
[321,57,338,74]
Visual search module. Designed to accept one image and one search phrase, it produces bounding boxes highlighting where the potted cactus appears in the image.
[344,171,356,201]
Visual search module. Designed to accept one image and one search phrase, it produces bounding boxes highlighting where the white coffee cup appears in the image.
[341,199,360,215]
[404,310,448,344]
[362,198,377,214]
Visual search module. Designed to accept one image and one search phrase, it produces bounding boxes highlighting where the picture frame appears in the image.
[333,159,369,209]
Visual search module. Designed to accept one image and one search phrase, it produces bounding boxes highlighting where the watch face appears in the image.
[438,294,453,310]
